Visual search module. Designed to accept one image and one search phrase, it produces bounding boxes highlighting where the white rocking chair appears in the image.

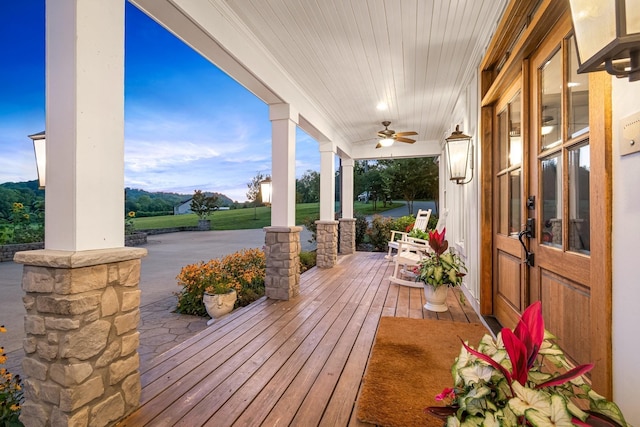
[385,208,432,260]
[388,237,431,288]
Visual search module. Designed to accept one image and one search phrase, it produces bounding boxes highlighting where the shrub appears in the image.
[0,326,23,425]
[301,215,319,243]
[299,250,317,273]
[1,202,44,244]
[367,215,394,251]
[391,215,415,234]
[175,248,266,316]
[354,212,368,245]
[428,214,439,231]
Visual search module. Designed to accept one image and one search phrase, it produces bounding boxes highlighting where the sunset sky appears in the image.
[0,1,321,202]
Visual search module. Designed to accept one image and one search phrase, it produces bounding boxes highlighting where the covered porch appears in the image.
[121,252,480,426]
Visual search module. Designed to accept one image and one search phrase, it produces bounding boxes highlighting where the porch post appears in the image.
[316,141,338,268]
[264,104,301,300]
[16,2,147,426]
[339,158,356,254]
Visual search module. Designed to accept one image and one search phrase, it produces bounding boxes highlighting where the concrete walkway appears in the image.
[0,228,314,376]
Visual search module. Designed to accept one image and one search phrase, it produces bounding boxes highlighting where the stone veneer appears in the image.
[264,226,301,300]
[338,218,356,255]
[315,220,338,268]
[13,247,147,427]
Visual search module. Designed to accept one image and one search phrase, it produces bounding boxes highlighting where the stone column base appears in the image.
[339,218,357,255]
[316,220,338,268]
[264,226,301,300]
[14,247,147,427]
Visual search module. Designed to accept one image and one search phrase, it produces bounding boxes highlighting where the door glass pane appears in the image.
[498,174,508,235]
[498,109,508,170]
[509,170,521,236]
[541,50,562,150]
[541,154,562,248]
[568,36,589,138]
[509,93,522,166]
[568,142,590,254]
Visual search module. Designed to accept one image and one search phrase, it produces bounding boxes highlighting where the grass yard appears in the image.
[132,201,403,231]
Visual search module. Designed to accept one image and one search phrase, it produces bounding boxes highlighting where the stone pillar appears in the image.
[14,247,146,427]
[264,226,301,300]
[316,220,339,268]
[339,218,356,255]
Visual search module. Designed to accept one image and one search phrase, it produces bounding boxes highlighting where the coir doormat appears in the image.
[357,317,488,427]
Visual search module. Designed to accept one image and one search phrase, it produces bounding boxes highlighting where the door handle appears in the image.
[518,219,535,267]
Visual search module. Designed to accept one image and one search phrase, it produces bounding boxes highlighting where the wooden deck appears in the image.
[119,251,482,427]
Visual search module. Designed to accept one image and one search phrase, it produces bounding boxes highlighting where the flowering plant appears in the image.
[176,248,266,316]
[415,228,466,288]
[426,302,628,426]
[1,325,23,425]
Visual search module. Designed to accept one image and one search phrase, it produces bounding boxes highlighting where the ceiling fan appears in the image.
[375,121,418,148]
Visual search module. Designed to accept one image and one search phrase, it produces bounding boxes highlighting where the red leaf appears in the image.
[502,328,529,385]
[536,363,594,388]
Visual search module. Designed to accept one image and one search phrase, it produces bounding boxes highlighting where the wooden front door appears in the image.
[486,10,612,392]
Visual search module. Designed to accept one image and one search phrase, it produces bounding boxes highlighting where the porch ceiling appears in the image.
[130,0,507,159]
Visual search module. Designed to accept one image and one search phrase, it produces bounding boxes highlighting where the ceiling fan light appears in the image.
[379,138,394,147]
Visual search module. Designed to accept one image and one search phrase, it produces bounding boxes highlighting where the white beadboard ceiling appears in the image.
[132,0,507,158]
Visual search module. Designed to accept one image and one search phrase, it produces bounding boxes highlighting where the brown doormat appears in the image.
[357,317,488,427]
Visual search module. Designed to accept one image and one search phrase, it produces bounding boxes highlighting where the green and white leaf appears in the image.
[508,382,551,417]
[525,395,573,427]
[460,415,483,427]
[460,365,493,384]
[566,400,588,421]
[588,390,628,426]
[481,412,500,427]
[446,416,461,427]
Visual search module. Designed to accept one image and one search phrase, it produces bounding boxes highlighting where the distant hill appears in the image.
[0,181,235,219]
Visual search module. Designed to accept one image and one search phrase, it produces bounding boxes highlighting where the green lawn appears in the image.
[132,201,403,231]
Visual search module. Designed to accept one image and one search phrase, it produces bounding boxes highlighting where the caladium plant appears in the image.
[426,302,628,426]
[415,228,467,288]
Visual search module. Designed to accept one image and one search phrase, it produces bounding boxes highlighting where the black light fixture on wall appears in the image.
[569,0,640,81]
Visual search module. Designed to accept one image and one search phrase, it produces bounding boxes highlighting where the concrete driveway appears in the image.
[0,228,314,354]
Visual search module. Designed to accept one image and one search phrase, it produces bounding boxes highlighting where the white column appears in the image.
[319,141,336,221]
[341,158,354,219]
[269,104,298,227]
[45,0,125,251]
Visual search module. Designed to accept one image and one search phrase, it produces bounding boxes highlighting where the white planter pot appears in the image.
[203,289,237,325]
[423,284,449,312]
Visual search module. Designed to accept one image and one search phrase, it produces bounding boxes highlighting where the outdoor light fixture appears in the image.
[569,0,640,81]
[379,138,395,147]
[445,125,473,184]
[27,131,46,189]
[260,176,272,205]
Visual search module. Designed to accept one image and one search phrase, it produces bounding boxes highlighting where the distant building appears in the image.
[173,198,193,215]
[173,198,228,215]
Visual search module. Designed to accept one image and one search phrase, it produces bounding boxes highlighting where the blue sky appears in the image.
[0,1,320,202]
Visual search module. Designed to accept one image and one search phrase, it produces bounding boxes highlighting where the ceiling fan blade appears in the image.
[396,137,416,144]
[375,142,382,149]
[396,131,418,137]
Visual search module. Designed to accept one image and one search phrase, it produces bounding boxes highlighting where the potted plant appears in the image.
[415,228,466,312]
[190,189,218,230]
[426,301,628,426]
[202,273,238,326]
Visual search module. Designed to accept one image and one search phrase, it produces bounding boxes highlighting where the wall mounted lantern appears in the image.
[260,176,272,205]
[445,125,473,184]
[569,0,640,81]
[27,131,46,189]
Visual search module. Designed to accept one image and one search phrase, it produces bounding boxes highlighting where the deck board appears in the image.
[120,252,484,427]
